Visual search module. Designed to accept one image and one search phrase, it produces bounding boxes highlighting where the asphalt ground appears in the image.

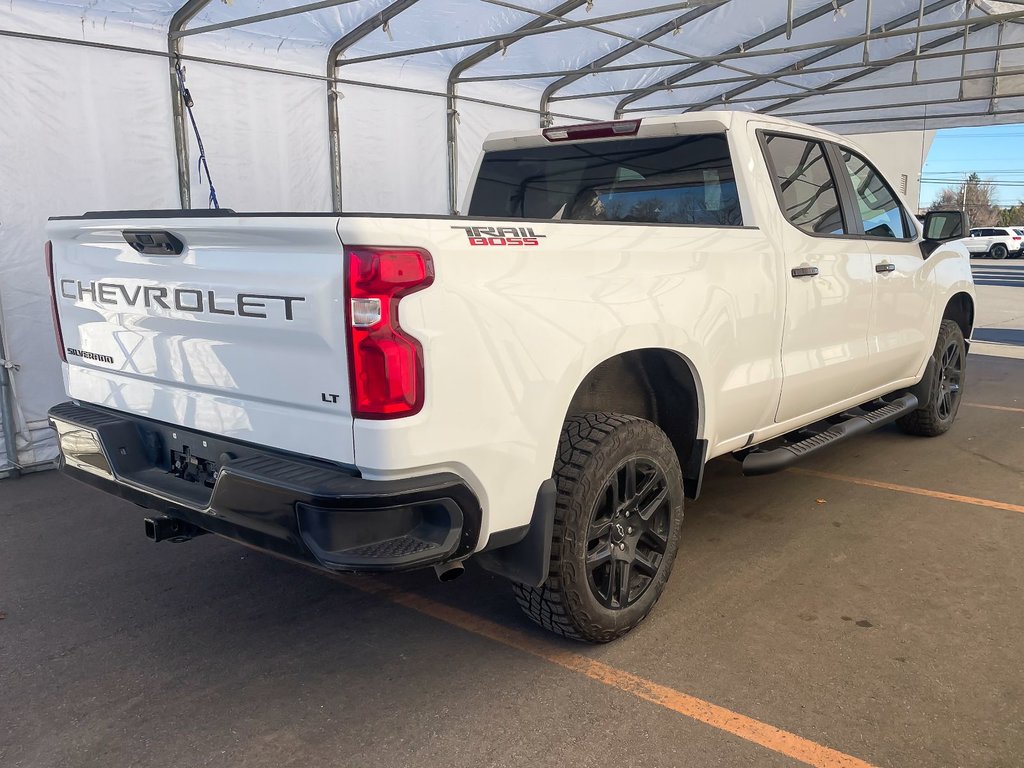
[2,264,1023,768]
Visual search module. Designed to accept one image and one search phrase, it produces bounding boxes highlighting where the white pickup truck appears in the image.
[46,112,974,642]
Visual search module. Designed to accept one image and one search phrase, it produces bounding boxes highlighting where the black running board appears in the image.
[741,394,919,476]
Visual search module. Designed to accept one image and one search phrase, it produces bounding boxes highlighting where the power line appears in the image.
[921,178,1024,184]
[921,180,1024,187]
[932,132,1024,139]
[921,180,1024,184]
[923,170,1024,174]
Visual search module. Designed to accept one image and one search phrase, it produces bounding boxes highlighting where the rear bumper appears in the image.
[48,401,481,571]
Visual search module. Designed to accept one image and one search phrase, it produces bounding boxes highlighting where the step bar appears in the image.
[741,394,919,477]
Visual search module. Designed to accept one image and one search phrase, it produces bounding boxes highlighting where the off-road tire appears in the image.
[512,412,685,643]
[990,243,1008,260]
[897,319,966,437]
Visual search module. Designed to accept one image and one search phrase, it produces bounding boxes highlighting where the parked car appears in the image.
[45,112,974,642]
[959,226,1023,259]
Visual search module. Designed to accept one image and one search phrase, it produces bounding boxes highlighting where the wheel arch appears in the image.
[562,348,707,499]
[942,291,975,341]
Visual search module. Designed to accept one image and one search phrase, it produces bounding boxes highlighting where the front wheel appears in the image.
[513,413,685,643]
[990,244,1009,260]
[897,319,966,437]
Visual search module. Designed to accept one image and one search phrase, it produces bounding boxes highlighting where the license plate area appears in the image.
[119,423,250,508]
[170,446,219,488]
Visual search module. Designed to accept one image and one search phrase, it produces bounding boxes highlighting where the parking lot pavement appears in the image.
[966,260,1024,362]
[2,351,1023,768]
[970,258,1024,290]
[971,259,1024,349]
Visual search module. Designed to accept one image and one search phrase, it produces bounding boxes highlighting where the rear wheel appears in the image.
[513,413,684,643]
[990,243,1009,260]
[897,320,966,437]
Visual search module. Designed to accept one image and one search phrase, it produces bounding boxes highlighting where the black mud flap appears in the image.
[475,480,556,587]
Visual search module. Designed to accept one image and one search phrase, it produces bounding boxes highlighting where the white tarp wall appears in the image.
[0,0,1021,471]
[0,29,180,471]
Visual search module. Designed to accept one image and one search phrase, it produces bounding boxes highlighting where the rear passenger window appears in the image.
[840,149,909,239]
[762,134,845,236]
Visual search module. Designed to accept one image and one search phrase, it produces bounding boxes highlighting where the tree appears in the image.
[997,202,1024,227]
[928,172,1000,227]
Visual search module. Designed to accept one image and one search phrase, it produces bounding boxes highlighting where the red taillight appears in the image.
[44,240,66,362]
[542,119,641,142]
[346,247,434,419]
[1013,236,1021,241]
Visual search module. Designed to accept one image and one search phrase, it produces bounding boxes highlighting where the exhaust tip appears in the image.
[434,561,465,582]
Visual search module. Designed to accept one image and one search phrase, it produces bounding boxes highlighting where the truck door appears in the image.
[759,131,875,424]
[833,146,933,386]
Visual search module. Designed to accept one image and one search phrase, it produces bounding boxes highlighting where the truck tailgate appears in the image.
[46,215,355,465]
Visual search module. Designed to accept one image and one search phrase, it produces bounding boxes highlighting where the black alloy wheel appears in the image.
[936,335,963,421]
[512,412,685,642]
[897,319,966,437]
[586,457,671,610]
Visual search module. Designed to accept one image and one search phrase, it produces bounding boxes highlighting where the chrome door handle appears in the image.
[875,262,896,274]
[790,266,819,278]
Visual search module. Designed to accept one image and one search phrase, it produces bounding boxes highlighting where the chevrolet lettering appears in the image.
[58,279,304,320]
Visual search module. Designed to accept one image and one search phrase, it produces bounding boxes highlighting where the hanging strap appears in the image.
[174,58,220,209]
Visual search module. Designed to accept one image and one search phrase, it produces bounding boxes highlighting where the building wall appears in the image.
[846,130,936,213]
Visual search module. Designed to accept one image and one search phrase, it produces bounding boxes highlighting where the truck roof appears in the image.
[482,110,852,153]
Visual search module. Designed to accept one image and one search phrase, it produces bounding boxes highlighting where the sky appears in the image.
[919,123,1024,211]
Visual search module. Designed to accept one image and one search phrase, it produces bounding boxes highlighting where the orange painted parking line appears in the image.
[790,468,1024,515]
[965,403,1024,414]
[344,578,875,768]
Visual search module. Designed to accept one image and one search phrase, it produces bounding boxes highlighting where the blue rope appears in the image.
[174,59,220,209]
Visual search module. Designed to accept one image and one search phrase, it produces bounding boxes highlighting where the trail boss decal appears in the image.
[452,226,546,247]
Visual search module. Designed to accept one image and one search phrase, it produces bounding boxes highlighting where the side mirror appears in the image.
[921,210,969,256]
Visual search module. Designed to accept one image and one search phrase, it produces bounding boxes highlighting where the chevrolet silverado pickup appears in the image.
[45,112,975,642]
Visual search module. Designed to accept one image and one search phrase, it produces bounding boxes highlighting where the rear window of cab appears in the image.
[468,134,743,227]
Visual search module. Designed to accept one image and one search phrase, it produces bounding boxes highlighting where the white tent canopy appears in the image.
[1,0,1022,474]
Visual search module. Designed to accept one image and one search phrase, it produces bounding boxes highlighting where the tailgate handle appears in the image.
[123,230,184,256]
